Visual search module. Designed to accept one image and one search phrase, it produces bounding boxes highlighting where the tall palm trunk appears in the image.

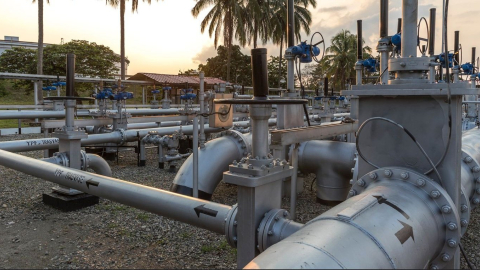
[120,0,126,80]
[278,34,283,88]
[36,0,44,103]
[226,8,232,82]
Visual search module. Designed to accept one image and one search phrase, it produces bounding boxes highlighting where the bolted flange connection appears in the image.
[216,130,251,157]
[256,209,302,253]
[348,167,461,269]
[462,151,480,209]
[224,204,238,248]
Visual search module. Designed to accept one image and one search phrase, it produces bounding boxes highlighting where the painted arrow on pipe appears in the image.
[373,195,410,219]
[86,179,99,189]
[194,204,218,218]
[395,220,415,244]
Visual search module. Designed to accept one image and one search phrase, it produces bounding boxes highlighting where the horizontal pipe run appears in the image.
[246,175,450,269]
[0,124,225,153]
[0,149,231,234]
[0,108,185,120]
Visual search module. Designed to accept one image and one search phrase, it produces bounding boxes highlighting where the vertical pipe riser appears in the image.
[429,8,436,56]
[401,0,418,58]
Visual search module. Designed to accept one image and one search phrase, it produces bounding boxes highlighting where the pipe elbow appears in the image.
[171,131,251,199]
[86,154,112,177]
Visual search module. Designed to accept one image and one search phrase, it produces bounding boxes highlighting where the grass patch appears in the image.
[136,213,150,221]
[200,244,215,253]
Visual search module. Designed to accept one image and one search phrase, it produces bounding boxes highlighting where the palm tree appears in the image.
[269,0,316,87]
[192,0,248,82]
[320,30,372,90]
[106,0,158,80]
[32,0,49,104]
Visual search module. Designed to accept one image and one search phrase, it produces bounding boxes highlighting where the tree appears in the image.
[198,45,252,86]
[269,0,315,86]
[32,0,50,104]
[192,0,248,82]
[106,0,159,80]
[320,30,372,90]
[0,40,121,96]
[267,56,287,88]
[178,69,199,76]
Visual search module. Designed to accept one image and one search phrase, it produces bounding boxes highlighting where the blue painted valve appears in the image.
[461,63,475,75]
[52,82,66,87]
[439,53,455,68]
[163,86,172,91]
[290,41,321,63]
[151,90,161,94]
[362,58,378,73]
[42,86,57,91]
[180,88,196,100]
[110,91,134,100]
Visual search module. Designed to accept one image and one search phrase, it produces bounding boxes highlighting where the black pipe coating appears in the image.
[380,0,388,38]
[397,18,402,33]
[472,47,477,67]
[429,8,436,56]
[454,31,460,65]
[251,48,269,98]
[357,20,363,60]
[287,0,294,48]
[66,53,75,97]
[324,77,329,97]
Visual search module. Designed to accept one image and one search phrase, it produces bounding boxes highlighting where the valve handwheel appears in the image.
[310,32,326,64]
[417,17,430,55]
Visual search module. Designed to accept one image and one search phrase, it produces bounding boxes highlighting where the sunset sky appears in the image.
[0,0,478,75]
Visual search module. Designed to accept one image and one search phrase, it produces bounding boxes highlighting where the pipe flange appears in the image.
[115,128,127,146]
[225,204,238,248]
[459,187,471,237]
[80,150,88,171]
[257,209,290,253]
[461,151,480,208]
[53,152,69,167]
[222,130,251,157]
[349,167,461,269]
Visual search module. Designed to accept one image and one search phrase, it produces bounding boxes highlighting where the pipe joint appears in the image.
[257,208,303,252]
[349,167,461,269]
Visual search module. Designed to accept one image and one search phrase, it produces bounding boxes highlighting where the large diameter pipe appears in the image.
[0,149,231,234]
[401,0,419,57]
[429,8,436,56]
[380,0,388,38]
[171,132,252,199]
[245,177,451,269]
[297,141,356,204]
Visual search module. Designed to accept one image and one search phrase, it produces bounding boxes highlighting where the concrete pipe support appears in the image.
[0,149,232,234]
[171,130,252,200]
[246,167,461,269]
[297,141,356,204]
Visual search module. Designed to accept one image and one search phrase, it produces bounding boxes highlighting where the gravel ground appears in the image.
[0,133,478,269]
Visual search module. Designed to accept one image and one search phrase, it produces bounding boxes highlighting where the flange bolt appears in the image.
[430,190,441,199]
[447,222,458,231]
[384,170,392,178]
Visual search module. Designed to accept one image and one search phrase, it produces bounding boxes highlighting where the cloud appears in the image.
[320,6,348,13]
[192,45,218,65]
